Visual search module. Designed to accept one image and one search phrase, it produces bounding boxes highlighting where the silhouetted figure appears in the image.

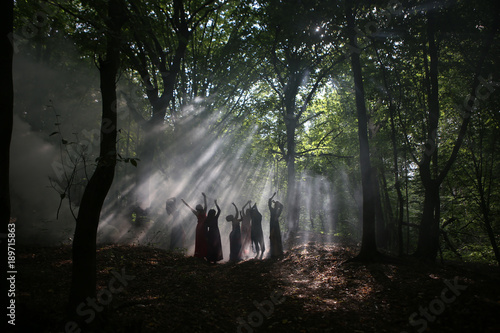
[166,197,185,251]
[240,201,252,259]
[226,203,242,262]
[268,192,284,258]
[250,203,265,259]
[181,193,207,259]
[206,199,223,263]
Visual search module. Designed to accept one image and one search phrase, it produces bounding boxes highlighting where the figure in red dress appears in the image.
[206,199,223,263]
[182,193,208,259]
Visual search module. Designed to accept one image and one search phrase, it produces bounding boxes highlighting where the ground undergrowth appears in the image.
[16,243,500,332]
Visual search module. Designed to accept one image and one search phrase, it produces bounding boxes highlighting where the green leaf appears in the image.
[49,131,59,137]
[130,159,138,167]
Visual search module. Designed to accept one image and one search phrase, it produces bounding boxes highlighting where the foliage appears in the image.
[11,0,500,265]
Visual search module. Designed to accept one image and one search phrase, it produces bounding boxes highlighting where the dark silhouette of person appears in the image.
[181,193,207,259]
[206,199,223,263]
[240,201,252,259]
[226,202,242,262]
[250,203,265,259]
[268,192,284,258]
[166,197,185,251]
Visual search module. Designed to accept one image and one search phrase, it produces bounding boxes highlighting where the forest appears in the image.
[1,0,500,332]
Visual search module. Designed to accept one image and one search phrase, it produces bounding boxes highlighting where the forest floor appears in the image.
[16,242,500,333]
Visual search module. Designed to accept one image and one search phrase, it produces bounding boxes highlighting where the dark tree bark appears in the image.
[68,0,125,321]
[123,0,216,209]
[414,11,441,261]
[414,5,499,261]
[345,1,379,260]
[469,128,500,266]
[371,38,405,256]
[373,167,388,249]
[1,0,13,324]
[283,66,301,234]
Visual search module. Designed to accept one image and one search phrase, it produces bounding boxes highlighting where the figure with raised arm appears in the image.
[240,200,252,259]
[181,192,207,259]
[206,199,223,263]
[226,202,242,262]
[250,203,265,259]
[268,192,284,258]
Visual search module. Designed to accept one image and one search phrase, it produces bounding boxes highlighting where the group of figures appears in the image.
[165,192,284,263]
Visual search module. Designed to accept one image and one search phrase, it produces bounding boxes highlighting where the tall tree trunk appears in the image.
[378,165,396,250]
[414,4,499,261]
[414,11,441,261]
[372,37,405,256]
[373,167,388,249]
[283,68,301,238]
[472,131,500,265]
[388,101,405,256]
[346,1,378,260]
[1,0,14,320]
[125,0,194,209]
[68,0,124,321]
[285,115,299,234]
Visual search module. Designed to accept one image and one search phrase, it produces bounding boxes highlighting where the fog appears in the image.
[11,49,357,260]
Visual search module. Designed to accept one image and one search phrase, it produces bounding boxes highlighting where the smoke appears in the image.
[10,114,75,245]
[11,51,101,245]
[10,48,349,259]
[100,113,279,260]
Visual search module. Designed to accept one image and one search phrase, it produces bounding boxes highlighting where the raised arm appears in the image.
[268,192,276,210]
[214,199,221,218]
[202,192,207,212]
[181,199,197,215]
[241,200,251,218]
[232,203,238,219]
[242,200,251,211]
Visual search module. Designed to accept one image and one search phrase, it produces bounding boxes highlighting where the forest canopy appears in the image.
[9,0,500,267]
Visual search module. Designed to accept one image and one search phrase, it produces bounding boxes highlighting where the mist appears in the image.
[11,49,102,246]
[11,49,352,261]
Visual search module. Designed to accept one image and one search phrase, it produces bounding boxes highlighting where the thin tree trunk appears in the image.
[373,167,387,249]
[283,68,300,235]
[389,101,405,256]
[346,1,378,260]
[372,40,405,256]
[68,0,124,322]
[415,5,499,261]
[126,0,192,209]
[414,11,441,261]
[472,132,500,265]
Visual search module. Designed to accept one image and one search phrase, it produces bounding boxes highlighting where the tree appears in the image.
[413,2,499,261]
[121,0,219,208]
[253,0,342,235]
[345,0,379,260]
[68,0,126,324]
